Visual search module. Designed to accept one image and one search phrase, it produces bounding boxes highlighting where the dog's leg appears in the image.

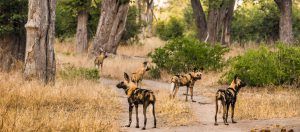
[152,102,157,128]
[173,86,179,98]
[185,86,189,101]
[142,102,149,130]
[214,95,219,126]
[126,105,133,127]
[135,105,139,128]
[189,85,196,102]
[222,102,228,125]
[225,104,230,125]
[231,103,237,123]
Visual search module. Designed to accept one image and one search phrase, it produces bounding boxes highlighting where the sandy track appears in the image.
[100,78,300,132]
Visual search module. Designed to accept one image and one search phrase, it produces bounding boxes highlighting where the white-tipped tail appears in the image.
[170,83,175,94]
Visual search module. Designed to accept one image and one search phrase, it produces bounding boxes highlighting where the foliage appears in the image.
[0,0,27,36]
[232,0,300,43]
[59,65,100,80]
[149,37,228,74]
[121,5,142,43]
[148,67,161,79]
[55,0,100,40]
[224,44,300,86]
[155,17,184,40]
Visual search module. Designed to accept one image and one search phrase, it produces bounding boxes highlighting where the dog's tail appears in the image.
[170,82,175,93]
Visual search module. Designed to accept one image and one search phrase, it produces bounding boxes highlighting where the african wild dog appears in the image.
[170,68,203,102]
[94,51,108,70]
[116,72,156,130]
[214,75,246,125]
[131,61,151,87]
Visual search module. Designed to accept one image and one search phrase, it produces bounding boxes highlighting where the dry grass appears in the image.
[235,86,300,120]
[154,89,197,127]
[0,72,122,131]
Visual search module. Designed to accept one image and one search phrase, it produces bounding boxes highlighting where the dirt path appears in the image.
[100,78,300,132]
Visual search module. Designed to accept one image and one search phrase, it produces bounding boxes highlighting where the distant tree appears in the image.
[91,0,130,55]
[24,0,56,84]
[190,0,236,45]
[59,0,92,54]
[274,0,294,44]
[0,0,27,71]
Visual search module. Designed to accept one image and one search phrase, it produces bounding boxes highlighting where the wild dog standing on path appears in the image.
[214,75,246,125]
[116,72,156,130]
[170,68,203,102]
[94,51,108,71]
[131,61,151,87]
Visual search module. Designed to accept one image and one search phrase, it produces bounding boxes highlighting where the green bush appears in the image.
[149,37,228,74]
[59,65,100,80]
[155,17,184,40]
[148,67,161,79]
[224,44,300,86]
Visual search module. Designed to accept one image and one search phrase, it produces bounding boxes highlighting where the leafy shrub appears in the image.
[148,67,161,79]
[155,17,184,40]
[224,44,300,86]
[59,65,99,80]
[149,37,228,74]
[0,0,27,36]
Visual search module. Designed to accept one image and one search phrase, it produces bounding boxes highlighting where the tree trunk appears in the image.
[207,8,220,44]
[191,0,207,41]
[91,0,130,56]
[0,35,26,72]
[137,0,142,25]
[76,10,88,54]
[275,0,294,44]
[221,0,235,45]
[145,0,154,36]
[24,0,56,84]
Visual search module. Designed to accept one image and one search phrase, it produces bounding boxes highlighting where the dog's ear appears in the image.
[200,67,204,71]
[234,74,238,83]
[143,61,148,66]
[193,67,198,72]
[234,74,238,80]
[124,72,130,82]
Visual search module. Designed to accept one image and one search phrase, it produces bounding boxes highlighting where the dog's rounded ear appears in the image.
[193,67,198,72]
[234,74,238,80]
[143,61,148,66]
[124,72,130,82]
[200,67,204,71]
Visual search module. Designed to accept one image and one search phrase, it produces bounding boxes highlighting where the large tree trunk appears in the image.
[91,0,130,56]
[24,0,56,84]
[221,0,235,45]
[191,0,207,41]
[0,35,26,72]
[76,10,88,54]
[206,0,236,45]
[145,0,154,36]
[207,8,220,44]
[275,0,294,44]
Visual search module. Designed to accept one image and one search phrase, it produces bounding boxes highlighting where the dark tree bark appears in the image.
[145,0,154,35]
[207,0,235,45]
[191,0,207,41]
[91,0,130,56]
[207,7,220,44]
[76,10,88,54]
[0,35,25,72]
[24,0,56,84]
[221,0,235,45]
[274,0,294,44]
